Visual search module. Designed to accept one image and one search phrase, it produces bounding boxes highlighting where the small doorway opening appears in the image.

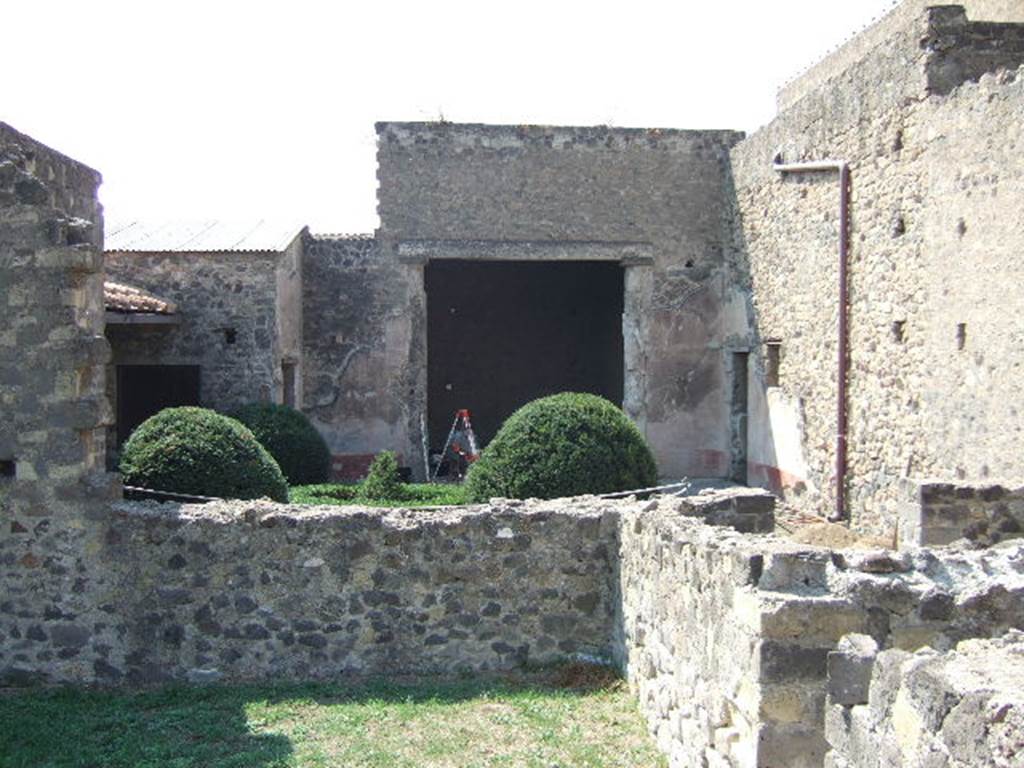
[729,351,749,483]
[116,365,201,446]
[282,361,298,408]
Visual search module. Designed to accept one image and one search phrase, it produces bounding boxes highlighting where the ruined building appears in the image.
[98,1,1024,539]
[2,3,1024,767]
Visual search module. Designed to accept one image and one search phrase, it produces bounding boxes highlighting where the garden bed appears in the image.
[290,482,469,508]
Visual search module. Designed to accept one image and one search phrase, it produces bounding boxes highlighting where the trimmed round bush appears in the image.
[120,407,289,502]
[230,402,330,486]
[465,392,657,502]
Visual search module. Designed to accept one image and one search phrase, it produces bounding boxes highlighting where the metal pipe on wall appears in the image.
[772,159,851,523]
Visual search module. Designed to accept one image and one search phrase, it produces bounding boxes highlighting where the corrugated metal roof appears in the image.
[105,219,305,253]
[104,281,177,314]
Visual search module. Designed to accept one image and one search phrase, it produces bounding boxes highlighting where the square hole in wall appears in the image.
[892,320,906,344]
[0,459,15,481]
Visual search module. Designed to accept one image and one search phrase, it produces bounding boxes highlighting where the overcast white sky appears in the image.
[4,0,898,233]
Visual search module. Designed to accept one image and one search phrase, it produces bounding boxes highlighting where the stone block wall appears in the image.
[615,509,818,768]
[104,248,287,413]
[77,497,619,684]
[731,4,1024,534]
[925,7,1024,95]
[375,123,747,480]
[900,480,1024,548]
[0,122,121,685]
[616,494,1024,768]
[825,631,1024,767]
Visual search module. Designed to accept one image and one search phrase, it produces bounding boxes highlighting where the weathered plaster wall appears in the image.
[375,123,745,480]
[299,234,415,478]
[274,233,304,405]
[732,5,1024,534]
[825,631,1024,767]
[0,122,122,685]
[104,250,284,415]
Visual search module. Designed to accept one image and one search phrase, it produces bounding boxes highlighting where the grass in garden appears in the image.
[0,666,665,768]
[290,482,469,508]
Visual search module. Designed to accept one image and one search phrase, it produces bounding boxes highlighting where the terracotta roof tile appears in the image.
[104,281,177,315]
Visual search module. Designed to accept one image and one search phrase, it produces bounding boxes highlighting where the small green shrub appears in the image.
[230,402,330,486]
[361,451,402,500]
[465,392,657,502]
[120,407,289,502]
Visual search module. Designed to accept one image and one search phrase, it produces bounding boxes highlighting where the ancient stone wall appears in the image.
[825,631,1024,767]
[925,7,1024,95]
[299,233,415,479]
[731,4,1024,534]
[63,497,618,684]
[375,123,746,480]
[616,506,824,768]
[900,480,1024,548]
[777,0,1024,111]
[104,249,286,415]
[617,496,1024,768]
[0,122,122,685]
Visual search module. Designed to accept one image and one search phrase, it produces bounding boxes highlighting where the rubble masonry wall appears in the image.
[731,5,1024,535]
[0,121,122,685]
[104,249,286,414]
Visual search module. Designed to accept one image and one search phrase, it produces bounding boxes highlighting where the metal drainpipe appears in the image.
[772,159,851,523]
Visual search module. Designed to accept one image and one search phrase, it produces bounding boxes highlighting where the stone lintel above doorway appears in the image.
[396,239,654,266]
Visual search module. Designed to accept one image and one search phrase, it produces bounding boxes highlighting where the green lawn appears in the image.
[0,667,664,768]
[290,482,469,508]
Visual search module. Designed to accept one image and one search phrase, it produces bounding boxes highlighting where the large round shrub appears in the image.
[230,402,330,485]
[120,407,289,502]
[465,392,657,502]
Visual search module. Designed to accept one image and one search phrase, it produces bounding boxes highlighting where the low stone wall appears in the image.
[82,497,620,685]
[616,496,1024,768]
[617,505,865,768]
[825,631,1024,767]
[900,480,1024,548]
[4,476,1024,768]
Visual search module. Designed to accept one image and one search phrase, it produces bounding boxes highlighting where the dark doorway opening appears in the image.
[116,365,201,445]
[426,260,624,450]
[729,351,749,483]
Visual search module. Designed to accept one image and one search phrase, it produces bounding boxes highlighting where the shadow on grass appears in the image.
[0,666,623,768]
[0,684,293,768]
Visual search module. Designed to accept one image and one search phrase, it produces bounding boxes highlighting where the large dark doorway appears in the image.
[426,260,624,449]
[116,365,200,445]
